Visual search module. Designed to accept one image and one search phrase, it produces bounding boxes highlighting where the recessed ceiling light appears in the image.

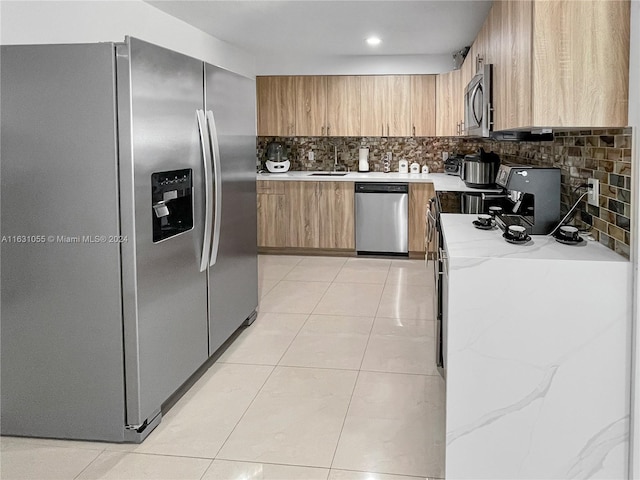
[366,36,381,46]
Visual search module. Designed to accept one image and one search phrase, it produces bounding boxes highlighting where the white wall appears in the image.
[630,0,640,477]
[0,1,256,78]
[255,53,454,75]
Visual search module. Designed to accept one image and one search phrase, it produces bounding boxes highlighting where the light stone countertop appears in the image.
[257,171,501,193]
[440,213,628,262]
[441,213,631,479]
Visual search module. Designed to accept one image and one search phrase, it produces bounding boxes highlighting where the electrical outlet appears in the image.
[308,151,314,161]
[442,152,449,161]
[387,152,392,162]
[587,178,599,206]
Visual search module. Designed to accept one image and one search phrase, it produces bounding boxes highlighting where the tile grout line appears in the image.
[327,259,390,471]
[70,446,104,480]
[211,308,312,461]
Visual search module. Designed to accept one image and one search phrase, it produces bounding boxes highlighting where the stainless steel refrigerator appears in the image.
[0,37,258,442]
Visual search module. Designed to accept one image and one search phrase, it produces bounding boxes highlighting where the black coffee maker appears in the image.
[494,165,561,235]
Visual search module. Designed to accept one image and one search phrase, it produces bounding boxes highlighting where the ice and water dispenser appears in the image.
[151,169,193,242]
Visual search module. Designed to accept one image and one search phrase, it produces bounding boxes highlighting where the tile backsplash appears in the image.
[257,128,633,258]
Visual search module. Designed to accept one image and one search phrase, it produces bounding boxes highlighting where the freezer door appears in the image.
[117,38,209,427]
[0,44,127,441]
[204,64,259,355]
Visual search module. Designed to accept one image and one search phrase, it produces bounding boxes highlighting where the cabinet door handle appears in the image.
[327,125,330,136]
[382,124,384,137]
[387,123,390,137]
[321,126,325,135]
[413,125,416,136]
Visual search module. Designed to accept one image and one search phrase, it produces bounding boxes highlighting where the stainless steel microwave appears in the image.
[464,63,493,137]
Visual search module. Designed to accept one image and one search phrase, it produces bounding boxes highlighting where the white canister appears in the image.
[421,165,429,174]
[398,159,408,173]
[358,148,370,172]
[410,162,420,173]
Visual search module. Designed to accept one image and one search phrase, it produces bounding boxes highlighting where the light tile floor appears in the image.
[1,255,445,480]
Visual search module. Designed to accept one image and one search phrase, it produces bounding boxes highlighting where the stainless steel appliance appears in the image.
[464,62,493,137]
[427,188,509,378]
[461,149,501,188]
[494,165,561,235]
[355,183,408,255]
[1,38,258,443]
[444,154,464,176]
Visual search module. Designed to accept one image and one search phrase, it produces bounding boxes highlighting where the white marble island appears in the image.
[440,214,632,479]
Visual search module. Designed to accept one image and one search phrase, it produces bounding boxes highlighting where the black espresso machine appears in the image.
[494,165,561,235]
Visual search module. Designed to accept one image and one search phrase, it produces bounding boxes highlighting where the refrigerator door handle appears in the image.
[206,110,222,267]
[196,109,213,272]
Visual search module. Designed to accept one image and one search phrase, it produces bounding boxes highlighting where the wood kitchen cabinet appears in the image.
[410,75,437,136]
[285,181,319,248]
[294,76,327,136]
[436,69,463,136]
[256,180,287,247]
[256,76,296,136]
[361,75,411,137]
[326,76,361,136]
[257,180,355,251]
[475,0,629,130]
[408,183,436,256]
[318,181,355,249]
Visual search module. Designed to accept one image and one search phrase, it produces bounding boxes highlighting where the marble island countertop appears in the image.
[440,213,628,263]
[441,213,631,479]
[257,171,501,193]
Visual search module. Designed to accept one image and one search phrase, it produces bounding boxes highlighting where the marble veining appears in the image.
[566,416,629,479]
[446,365,560,446]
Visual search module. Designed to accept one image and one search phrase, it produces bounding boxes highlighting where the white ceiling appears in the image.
[147,1,493,58]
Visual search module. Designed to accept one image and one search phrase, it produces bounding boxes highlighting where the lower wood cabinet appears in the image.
[256,180,286,247]
[286,181,320,248]
[257,180,355,250]
[258,180,434,257]
[318,182,355,249]
[408,183,436,256]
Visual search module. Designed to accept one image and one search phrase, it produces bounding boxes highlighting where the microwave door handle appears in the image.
[470,83,482,124]
[205,110,222,268]
[196,110,213,272]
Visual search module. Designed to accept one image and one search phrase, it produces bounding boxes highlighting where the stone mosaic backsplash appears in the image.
[257,128,633,258]
[481,128,632,259]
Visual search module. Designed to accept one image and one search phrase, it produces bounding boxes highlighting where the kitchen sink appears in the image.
[308,172,348,176]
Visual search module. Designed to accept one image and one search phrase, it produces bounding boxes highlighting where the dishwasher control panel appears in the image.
[355,183,409,194]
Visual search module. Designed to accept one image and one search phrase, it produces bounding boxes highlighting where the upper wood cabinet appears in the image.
[258,74,432,137]
[410,75,437,136]
[256,76,296,136]
[530,0,629,128]
[326,76,361,136]
[475,0,628,131]
[436,70,463,136]
[361,75,411,136]
[294,76,327,136]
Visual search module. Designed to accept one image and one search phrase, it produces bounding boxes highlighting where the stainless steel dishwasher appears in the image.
[355,183,409,255]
